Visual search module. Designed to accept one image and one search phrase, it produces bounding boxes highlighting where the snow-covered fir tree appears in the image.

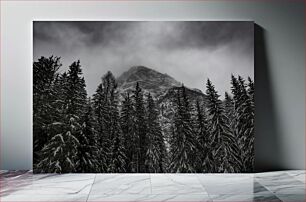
[120,93,137,172]
[230,75,254,172]
[37,109,80,173]
[224,92,237,137]
[224,92,235,123]
[145,93,166,173]
[109,133,126,173]
[108,87,126,173]
[169,85,197,173]
[33,56,61,167]
[92,83,108,172]
[247,77,255,105]
[245,77,255,171]
[66,61,88,172]
[194,99,212,173]
[65,61,87,116]
[246,77,255,170]
[235,76,254,172]
[37,60,88,173]
[132,82,148,172]
[93,71,119,172]
[206,79,241,173]
[78,98,100,172]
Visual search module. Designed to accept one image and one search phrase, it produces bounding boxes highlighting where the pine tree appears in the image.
[168,122,176,172]
[120,93,137,172]
[247,77,255,171]
[169,85,197,173]
[108,87,126,172]
[247,77,255,105]
[53,72,68,112]
[92,83,108,172]
[78,99,100,172]
[93,71,120,172]
[33,56,61,167]
[224,92,235,123]
[65,61,88,172]
[37,60,88,173]
[194,99,212,172]
[145,93,166,173]
[230,75,255,172]
[64,61,87,116]
[206,79,241,173]
[230,75,244,147]
[109,134,126,173]
[132,82,148,172]
[37,114,80,173]
[239,76,254,171]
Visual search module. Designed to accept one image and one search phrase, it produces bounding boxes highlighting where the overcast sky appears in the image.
[34,21,254,98]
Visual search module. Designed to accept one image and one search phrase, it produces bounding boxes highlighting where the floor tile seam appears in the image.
[86,174,97,202]
[255,179,285,201]
[194,175,213,201]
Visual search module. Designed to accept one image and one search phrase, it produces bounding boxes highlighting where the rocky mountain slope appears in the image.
[117,66,181,97]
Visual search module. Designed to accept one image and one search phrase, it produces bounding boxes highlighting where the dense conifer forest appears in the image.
[33,56,254,173]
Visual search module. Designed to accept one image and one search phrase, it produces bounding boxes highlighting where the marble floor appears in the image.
[0,170,305,202]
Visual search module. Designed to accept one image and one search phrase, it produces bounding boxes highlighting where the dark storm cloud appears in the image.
[34,21,252,49]
[154,21,253,51]
[34,22,58,42]
[67,22,129,46]
[34,21,136,48]
[35,21,112,46]
[33,21,254,97]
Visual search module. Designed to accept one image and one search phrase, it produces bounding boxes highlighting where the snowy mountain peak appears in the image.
[117,65,181,97]
[128,65,153,72]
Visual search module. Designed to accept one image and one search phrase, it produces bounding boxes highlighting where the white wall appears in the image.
[1,0,304,170]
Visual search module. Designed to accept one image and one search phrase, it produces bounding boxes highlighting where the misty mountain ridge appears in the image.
[117,65,204,99]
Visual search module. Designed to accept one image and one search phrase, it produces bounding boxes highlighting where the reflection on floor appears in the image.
[0,170,305,201]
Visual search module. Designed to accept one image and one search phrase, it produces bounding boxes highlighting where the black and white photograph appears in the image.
[33,21,254,173]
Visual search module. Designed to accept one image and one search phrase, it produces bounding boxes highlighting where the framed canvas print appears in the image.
[33,21,254,173]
